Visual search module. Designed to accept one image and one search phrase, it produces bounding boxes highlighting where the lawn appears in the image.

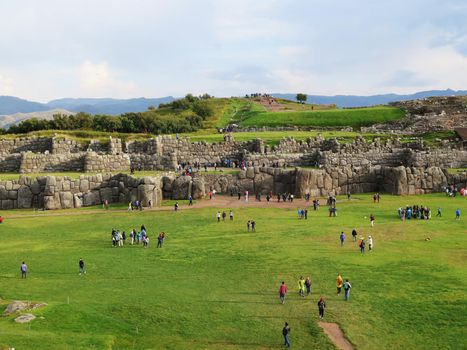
[0,194,465,349]
[239,106,405,128]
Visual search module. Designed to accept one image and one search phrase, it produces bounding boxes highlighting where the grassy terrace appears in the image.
[239,106,405,128]
[0,194,465,349]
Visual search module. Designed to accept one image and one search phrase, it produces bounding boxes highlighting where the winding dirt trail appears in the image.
[318,322,354,350]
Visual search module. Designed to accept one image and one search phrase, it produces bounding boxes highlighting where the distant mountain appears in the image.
[0,109,76,129]
[47,97,175,114]
[272,89,467,108]
[0,96,49,115]
[0,96,175,118]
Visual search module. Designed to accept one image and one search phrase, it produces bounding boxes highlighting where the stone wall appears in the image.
[0,174,162,210]
[1,134,466,174]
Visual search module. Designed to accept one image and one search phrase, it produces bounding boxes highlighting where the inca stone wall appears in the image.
[0,134,466,175]
[0,174,162,210]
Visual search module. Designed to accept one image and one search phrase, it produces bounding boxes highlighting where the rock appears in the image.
[191,178,205,199]
[17,185,33,209]
[14,313,36,323]
[83,191,101,206]
[4,301,28,315]
[171,176,191,199]
[59,192,74,209]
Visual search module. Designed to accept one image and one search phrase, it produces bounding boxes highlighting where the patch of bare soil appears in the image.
[318,322,354,350]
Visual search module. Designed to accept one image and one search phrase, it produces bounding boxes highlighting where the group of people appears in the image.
[278,273,353,345]
[128,200,144,211]
[297,208,308,219]
[216,210,234,221]
[111,225,154,248]
[397,205,432,220]
[340,229,373,253]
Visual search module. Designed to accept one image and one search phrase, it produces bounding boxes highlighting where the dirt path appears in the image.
[5,196,321,219]
[318,322,354,350]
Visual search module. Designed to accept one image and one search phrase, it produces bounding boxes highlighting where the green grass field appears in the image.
[0,194,465,349]
[239,106,405,128]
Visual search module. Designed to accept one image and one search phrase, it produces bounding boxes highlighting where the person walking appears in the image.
[298,276,306,297]
[436,207,441,217]
[251,221,256,232]
[368,235,373,251]
[247,220,251,232]
[20,261,27,279]
[222,211,226,221]
[359,238,366,253]
[282,322,291,348]
[317,297,326,319]
[336,274,343,295]
[340,232,345,246]
[189,195,193,206]
[343,279,352,301]
[352,228,357,242]
[279,281,288,304]
[79,258,86,275]
[229,210,233,220]
[370,214,375,227]
[216,211,221,222]
[455,208,461,220]
[305,277,312,295]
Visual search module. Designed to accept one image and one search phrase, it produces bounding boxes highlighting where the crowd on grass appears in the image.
[110,225,166,248]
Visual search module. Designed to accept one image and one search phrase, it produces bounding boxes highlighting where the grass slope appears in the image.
[239,106,405,128]
[0,194,465,349]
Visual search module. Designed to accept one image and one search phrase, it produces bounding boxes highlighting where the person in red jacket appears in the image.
[0,216,3,224]
[279,281,288,304]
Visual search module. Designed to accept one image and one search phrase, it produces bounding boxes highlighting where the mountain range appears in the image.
[271,89,467,108]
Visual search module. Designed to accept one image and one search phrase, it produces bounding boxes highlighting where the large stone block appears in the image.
[17,185,33,209]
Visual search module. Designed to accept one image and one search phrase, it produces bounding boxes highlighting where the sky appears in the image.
[0,0,466,102]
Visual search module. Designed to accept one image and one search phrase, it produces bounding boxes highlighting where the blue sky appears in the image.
[0,0,466,101]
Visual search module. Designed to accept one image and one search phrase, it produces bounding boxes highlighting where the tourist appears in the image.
[351,228,357,242]
[148,200,153,209]
[129,230,134,245]
[79,258,86,275]
[279,281,288,304]
[305,277,312,295]
[247,220,251,232]
[297,208,302,219]
[216,211,221,222]
[368,235,373,251]
[20,261,27,279]
[304,208,308,220]
[209,191,213,200]
[174,202,179,211]
[229,210,233,220]
[128,201,132,211]
[222,211,226,221]
[251,221,256,232]
[298,276,306,297]
[143,235,149,248]
[455,208,461,220]
[370,214,375,227]
[282,322,291,348]
[238,191,241,200]
[377,193,381,203]
[340,232,345,246]
[0,215,3,224]
[245,190,249,202]
[122,231,126,245]
[157,232,165,248]
[189,195,193,206]
[373,194,377,203]
[359,238,365,253]
[317,297,326,319]
[343,279,352,301]
[336,274,343,295]
[347,191,351,200]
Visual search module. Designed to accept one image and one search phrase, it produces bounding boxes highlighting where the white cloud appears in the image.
[0,74,16,95]
[78,61,138,98]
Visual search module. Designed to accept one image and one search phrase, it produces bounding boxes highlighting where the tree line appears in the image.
[2,94,214,135]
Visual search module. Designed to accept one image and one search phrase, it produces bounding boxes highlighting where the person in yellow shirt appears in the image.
[336,274,343,295]
[298,276,306,297]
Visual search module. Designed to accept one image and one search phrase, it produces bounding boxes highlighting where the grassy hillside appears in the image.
[0,194,465,349]
[238,106,405,128]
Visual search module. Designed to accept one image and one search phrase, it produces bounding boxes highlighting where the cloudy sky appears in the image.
[0,0,466,102]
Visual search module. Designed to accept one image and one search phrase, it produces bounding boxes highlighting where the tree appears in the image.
[296,93,307,104]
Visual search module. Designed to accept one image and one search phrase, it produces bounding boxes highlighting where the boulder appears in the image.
[4,301,28,315]
[137,184,155,206]
[172,176,191,199]
[14,313,36,323]
[191,178,205,199]
[83,191,101,206]
[17,185,33,209]
[59,192,74,209]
